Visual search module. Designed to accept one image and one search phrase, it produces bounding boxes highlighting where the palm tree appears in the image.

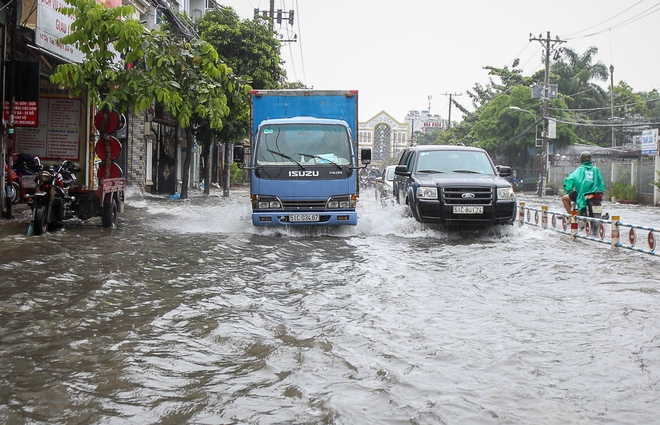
[552,46,610,144]
[552,46,609,110]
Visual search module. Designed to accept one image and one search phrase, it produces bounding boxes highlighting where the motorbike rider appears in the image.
[561,151,606,215]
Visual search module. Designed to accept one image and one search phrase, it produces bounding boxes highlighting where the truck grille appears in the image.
[281,200,327,211]
[442,187,493,206]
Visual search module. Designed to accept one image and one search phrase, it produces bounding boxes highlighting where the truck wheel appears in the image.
[102,198,117,228]
[33,204,48,236]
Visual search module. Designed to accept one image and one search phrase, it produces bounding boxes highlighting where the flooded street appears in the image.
[1,189,659,424]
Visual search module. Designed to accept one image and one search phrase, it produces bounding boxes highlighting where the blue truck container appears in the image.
[238,89,371,226]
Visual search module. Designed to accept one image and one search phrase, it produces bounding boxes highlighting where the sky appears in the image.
[216,0,660,123]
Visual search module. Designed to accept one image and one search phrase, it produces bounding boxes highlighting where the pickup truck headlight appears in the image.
[497,187,515,200]
[416,186,438,199]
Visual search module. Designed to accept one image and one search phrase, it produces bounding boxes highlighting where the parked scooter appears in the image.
[27,160,80,235]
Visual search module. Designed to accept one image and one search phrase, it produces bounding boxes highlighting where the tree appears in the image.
[195,7,285,195]
[551,46,610,145]
[50,0,153,181]
[139,31,238,199]
[52,0,243,199]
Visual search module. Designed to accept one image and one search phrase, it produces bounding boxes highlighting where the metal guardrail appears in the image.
[518,202,657,256]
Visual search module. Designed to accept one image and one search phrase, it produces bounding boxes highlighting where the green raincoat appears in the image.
[563,161,606,212]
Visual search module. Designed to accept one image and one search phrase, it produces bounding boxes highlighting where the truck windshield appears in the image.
[256,124,351,166]
[416,150,495,175]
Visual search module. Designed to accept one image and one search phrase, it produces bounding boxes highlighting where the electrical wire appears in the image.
[565,2,660,40]
[563,0,645,38]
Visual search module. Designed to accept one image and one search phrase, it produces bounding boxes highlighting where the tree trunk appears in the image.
[203,142,211,195]
[180,126,193,199]
[223,142,231,197]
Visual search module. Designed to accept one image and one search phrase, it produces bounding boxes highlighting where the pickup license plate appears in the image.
[592,206,603,214]
[453,206,483,214]
[289,214,319,222]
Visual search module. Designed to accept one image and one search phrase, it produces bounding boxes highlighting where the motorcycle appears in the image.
[4,162,20,205]
[27,160,80,235]
[359,173,369,189]
[576,191,607,236]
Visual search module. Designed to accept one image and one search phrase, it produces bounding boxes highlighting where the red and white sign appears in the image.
[3,100,38,126]
[649,232,656,251]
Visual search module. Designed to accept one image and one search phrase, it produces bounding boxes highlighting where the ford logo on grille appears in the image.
[462,193,476,199]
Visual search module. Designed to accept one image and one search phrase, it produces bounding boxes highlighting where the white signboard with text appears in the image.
[36,0,84,63]
[15,98,82,160]
[641,128,658,155]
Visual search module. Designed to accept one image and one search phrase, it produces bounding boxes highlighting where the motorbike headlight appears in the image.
[38,171,52,183]
[497,186,515,200]
[416,186,438,199]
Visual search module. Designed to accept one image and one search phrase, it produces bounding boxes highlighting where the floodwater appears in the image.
[1,189,659,425]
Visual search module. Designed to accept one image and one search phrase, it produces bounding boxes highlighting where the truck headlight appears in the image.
[327,196,354,209]
[497,187,514,200]
[416,186,438,199]
[254,196,282,209]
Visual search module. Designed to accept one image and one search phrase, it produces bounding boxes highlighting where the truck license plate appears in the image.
[289,214,319,222]
[453,206,483,214]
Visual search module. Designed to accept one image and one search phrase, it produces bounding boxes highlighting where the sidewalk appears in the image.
[0,202,31,225]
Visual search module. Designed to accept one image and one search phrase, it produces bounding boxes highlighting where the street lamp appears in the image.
[509,106,546,197]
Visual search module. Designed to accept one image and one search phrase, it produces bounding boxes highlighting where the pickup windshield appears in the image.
[416,150,495,175]
[256,124,351,166]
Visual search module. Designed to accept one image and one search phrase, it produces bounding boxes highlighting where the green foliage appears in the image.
[197,7,286,90]
[230,162,245,185]
[651,170,660,191]
[50,0,151,112]
[608,181,637,201]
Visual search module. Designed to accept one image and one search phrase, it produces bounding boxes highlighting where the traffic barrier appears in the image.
[518,202,657,256]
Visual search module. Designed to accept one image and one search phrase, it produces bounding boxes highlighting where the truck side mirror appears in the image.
[234,144,245,165]
[360,148,371,165]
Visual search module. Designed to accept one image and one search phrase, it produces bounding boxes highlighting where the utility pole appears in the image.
[254,0,296,40]
[610,64,617,184]
[530,32,565,197]
[443,92,461,128]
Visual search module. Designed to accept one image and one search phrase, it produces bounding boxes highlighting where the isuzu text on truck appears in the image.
[234,90,371,226]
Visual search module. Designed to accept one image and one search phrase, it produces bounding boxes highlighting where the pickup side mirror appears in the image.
[394,165,410,176]
[360,148,371,165]
[496,165,512,178]
[233,144,245,165]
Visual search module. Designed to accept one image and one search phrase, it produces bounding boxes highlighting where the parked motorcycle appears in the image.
[27,160,80,235]
[4,162,20,205]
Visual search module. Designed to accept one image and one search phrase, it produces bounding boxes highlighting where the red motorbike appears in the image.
[4,162,20,205]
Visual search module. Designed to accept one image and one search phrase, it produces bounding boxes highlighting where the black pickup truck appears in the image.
[392,145,516,228]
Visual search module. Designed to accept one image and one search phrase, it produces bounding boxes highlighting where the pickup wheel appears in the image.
[102,198,117,228]
[408,200,421,222]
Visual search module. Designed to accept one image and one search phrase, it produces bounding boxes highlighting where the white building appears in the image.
[359,111,410,162]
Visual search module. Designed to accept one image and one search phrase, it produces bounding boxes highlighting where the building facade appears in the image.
[358,111,409,163]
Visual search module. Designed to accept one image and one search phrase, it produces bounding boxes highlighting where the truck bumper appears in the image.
[252,211,358,226]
